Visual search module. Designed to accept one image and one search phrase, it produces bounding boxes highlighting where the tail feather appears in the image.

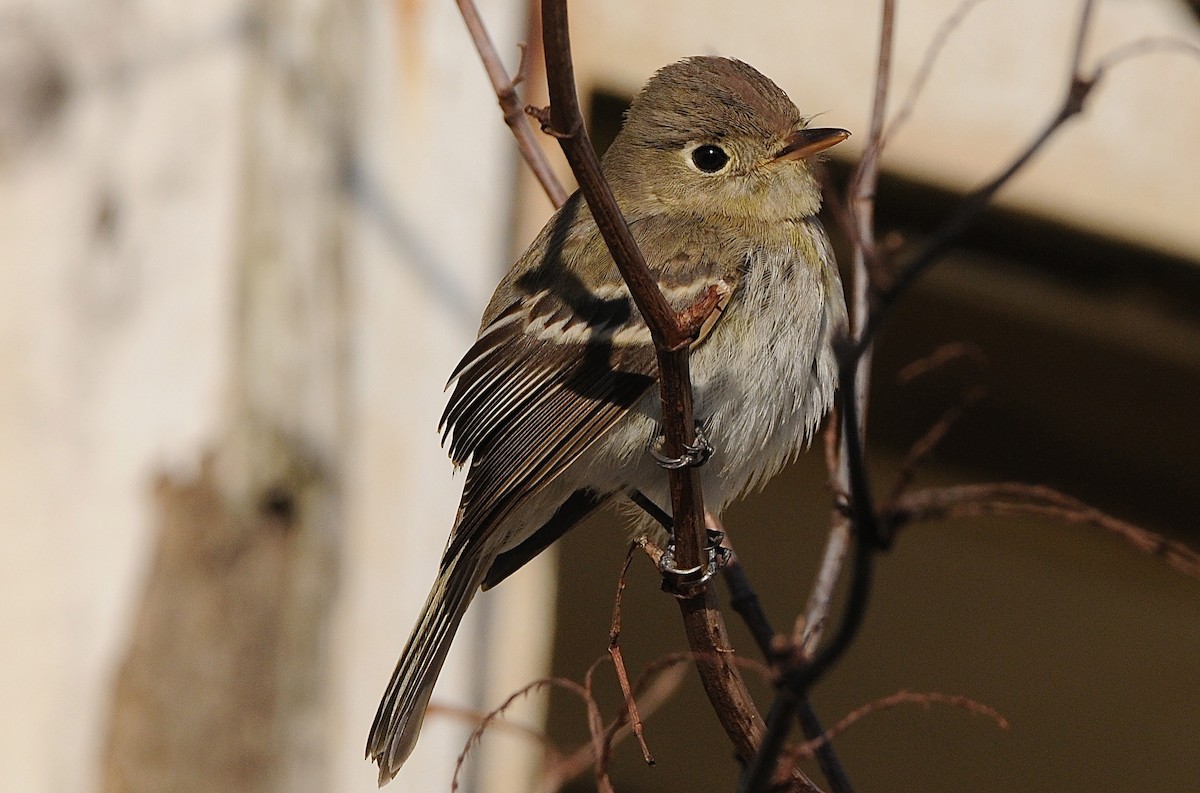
[367,551,487,785]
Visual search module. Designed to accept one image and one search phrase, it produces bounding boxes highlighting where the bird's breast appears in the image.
[689,226,843,505]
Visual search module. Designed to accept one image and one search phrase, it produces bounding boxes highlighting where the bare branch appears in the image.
[847,0,899,292]
[853,0,1101,357]
[607,545,653,766]
[741,6,899,792]
[785,690,1009,768]
[885,0,990,145]
[451,677,589,793]
[715,515,855,793]
[798,0,899,673]
[751,2,1133,788]
[430,701,563,754]
[537,658,688,793]
[1093,35,1200,76]
[891,483,1200,579]
[887,385,985,503]
[581,658,618,793]
[455,0,569,207]
[1069,0,1097,76]
[885,344,989,504]
[894,342,987,384]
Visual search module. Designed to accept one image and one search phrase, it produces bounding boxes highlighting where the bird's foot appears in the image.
[650,423,712,470]
[658,527,730,597]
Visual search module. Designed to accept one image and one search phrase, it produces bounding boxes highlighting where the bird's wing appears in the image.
[439,212,739,567]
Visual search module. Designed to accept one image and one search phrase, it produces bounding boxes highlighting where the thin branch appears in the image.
[455,0,568,207]
[797,0,898,668]
[1069,0,1096,78]
[791,6,1105,720]
[852,0,1101,358]
[884,0,990,145]
[581,658,618,793]
[847,0,899,291]
[451,677,589,793]
[607,545,653,765]
[890,483,1200,579]
[808,0,1104,682]
[894,341,987,384]
[717,518,855,793]
[1092,35,1200,75]
[430,702,564,755]
[784,691,1009,768]
[888,352,988,501]
[750,2,1128,789]
[537,658,688,793]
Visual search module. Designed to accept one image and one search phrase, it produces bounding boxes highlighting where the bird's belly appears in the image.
[691,272,835,506]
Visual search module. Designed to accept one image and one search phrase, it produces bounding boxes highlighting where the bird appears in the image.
[367,55,849,784]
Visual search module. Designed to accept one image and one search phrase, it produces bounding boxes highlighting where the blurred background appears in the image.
[2,1,1198,792]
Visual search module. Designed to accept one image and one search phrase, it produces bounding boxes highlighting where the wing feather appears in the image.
[439,211,741,566]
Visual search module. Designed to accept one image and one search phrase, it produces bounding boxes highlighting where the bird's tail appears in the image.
[366,549,487,785]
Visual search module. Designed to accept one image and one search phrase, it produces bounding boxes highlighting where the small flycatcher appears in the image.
[368,55,849,783]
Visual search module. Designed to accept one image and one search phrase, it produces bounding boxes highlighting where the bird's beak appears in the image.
[773,127,851,161]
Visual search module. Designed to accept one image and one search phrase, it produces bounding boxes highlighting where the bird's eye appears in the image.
[690,144,729,173]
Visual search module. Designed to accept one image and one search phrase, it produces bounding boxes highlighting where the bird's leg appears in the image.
[650,420,712,470]
[628,489,673,531]
[629,489,729,595]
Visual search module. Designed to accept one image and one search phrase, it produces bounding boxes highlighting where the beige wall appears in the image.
[568,0,1200,259]
[0,0,548,790]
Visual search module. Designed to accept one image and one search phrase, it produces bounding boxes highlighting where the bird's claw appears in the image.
[659,528,730,597]
[651,424,712,470]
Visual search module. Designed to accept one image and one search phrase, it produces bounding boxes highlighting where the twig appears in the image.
[784,690,1009,768]
[722,551,778,662]
[430,701,564,755]
[743,5,898,792]
[894,342,987,384]
[846,1,898,292]
[580,659,618,793]
[886,376,987,504]
[607,545,653,765]
[716,518,855,793]
[810,0,1107,680]
[799,0,897,660]
[545,648,783,793]
[455,0,568,207]
[1092,35,1200,75]
[884,0,990,146]
[799,0,1099,695]
[890,483,1200,578]
[878,335,985,513]
[852,0,1103,357]
[537,657,688,793]
[750,2,1130,790]
[451,677,588,793]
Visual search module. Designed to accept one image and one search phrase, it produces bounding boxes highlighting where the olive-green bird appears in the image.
[368,55,849,783]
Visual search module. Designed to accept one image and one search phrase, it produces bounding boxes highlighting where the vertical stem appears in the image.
[801,0,895,658]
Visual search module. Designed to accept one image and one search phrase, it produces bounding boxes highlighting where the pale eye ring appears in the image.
[690,144,730,173]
